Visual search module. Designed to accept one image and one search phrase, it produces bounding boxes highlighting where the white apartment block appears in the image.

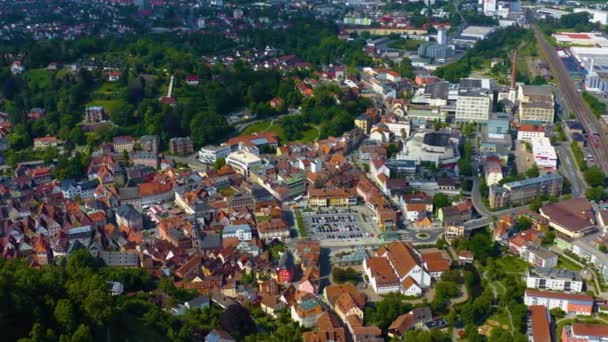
[526,268,584,293]
[455,78,494,123]
[517,124,546,142]
[199,145,231,164]
[226,150,261,176]
[531,137,557,171]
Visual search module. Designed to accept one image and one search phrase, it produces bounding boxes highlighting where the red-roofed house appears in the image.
[562,323,608,342]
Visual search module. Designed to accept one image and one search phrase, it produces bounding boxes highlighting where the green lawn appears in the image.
[495,255,529,274]
[557,256,583,271]
[486,308,512,332]
[86,99,128,114]
[94,82,123,96]
[240,118,319,144]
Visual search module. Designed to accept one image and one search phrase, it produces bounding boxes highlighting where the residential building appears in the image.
[517,124,546,142]
[489,173,563,209]
[522,242,558,268]
[60,179,98,200]
[517,85,555,124]
[33,136,60,150]
[84,106,105,123]
[571,239,608,281]
[526,268,584,293]
[131,152,160,169]
[115,204,143,231]
[112,136,135,153]
[205,329,236,342]
[139,135,160,154]
[291,296,324,328]
[257,218,290,241]
[488,112,510,136]
[485,160,503,186]
[455,78,494,123]
[199,145,231,164]
[96,251,138,267]
[438,200,473,226]
[308,188,357,207]
[561,323,608,342]
[222,224,252,241]
[524,289,594,315]
[169,137,194,154]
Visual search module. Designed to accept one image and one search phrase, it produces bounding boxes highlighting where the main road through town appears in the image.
[533,25,608,173]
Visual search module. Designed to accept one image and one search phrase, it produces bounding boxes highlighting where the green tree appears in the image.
[584,167,605,187]
[433,193,450,213]
[332,267,359,284]
[586,186,606,201]
[525,164,539,178]
[213,158,226,170]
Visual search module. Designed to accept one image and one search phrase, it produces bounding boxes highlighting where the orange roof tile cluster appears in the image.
[380,241,419,279]
[138,181,173,197]
[324,283,366,307]
[422,251,450,273]
[365,257,398,286]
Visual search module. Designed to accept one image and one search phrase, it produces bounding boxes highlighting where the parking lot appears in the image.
[301,207,380,247]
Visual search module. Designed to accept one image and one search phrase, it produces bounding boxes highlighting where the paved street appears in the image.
[555,142,585,198]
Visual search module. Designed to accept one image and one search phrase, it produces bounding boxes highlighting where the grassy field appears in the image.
[557,255,583,271]
[94,82,123,97]
[495,255,529,274]
[86,99,128,114]
[480,309,512,337]
[241,117,319,144]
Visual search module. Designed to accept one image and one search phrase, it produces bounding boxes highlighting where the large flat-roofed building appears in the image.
[453,26,497,46]
[552,32,608,47]
[226,150,262,177]
[199,145,231,164]
[517,85,555,123]
[574,8,608,25]
[531,137,557,172]
[397,132,460,166]
[411,81,450,107]
[489,173,563,209]
[539,198,596,238]
[455,78,494,123]
[526,268,584,293]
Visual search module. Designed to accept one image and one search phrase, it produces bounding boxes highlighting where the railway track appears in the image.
[533,26,608,173]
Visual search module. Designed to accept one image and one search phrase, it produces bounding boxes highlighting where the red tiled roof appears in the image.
[571,323,608,337]
[529,305,551,342]
[525,289,593,302]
